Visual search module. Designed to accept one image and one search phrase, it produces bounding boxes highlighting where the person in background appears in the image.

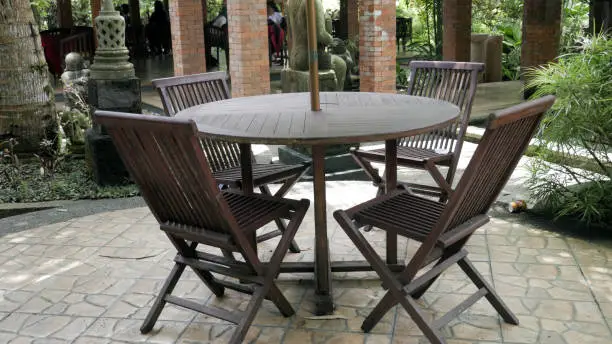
[119,4,132,49]
[147,1,171,55]
[267,1,285,64]
[205,0,228,68]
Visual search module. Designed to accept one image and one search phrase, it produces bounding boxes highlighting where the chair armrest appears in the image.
[438,214,489,248]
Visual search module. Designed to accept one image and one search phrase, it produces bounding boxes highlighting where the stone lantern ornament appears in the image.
[86,0,142,186]
[89,0,135,80]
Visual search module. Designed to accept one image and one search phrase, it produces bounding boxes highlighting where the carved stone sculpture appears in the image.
[329,38,354,91]
[286,0,346,91]
[61,52,90,113]
[89,0,135,80]
[60,52,91,145]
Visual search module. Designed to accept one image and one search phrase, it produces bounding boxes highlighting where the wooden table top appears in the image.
[175,92,461,145]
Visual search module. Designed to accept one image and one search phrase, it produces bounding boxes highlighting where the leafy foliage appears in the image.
[525,34,612,227]
[0,158,139,203]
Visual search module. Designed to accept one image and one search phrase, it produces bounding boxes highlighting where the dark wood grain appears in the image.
[333,96,557,342]
[176,91,460,316]
[175,92,461,145]
[153,71,308,254]
[94,110,311,344]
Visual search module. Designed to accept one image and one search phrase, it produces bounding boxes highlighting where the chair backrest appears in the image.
[94,110,242,238]
[153,72,241,171]
[408,96,555,276]
[152,71,231,117]
[401,61,484,155]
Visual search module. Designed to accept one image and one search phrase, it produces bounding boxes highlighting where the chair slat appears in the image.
[335,96,556,343]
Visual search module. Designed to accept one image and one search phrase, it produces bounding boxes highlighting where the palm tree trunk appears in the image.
[0,0,56,152]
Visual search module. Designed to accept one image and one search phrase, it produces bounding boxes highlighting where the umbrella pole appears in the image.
[306,0,320,111]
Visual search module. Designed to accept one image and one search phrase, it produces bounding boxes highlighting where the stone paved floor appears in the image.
[1,177,612,343]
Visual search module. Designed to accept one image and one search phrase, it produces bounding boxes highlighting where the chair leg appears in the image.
[229,200,307,343]
[349,151,385,232]
[424,162,453,200]
[167,237,226,297]
[141,263,186,334]
[363,186,384,232]
[457,257,519,325]
[259,185,301,253]
[350,150,384,187]
[335,210,446,342]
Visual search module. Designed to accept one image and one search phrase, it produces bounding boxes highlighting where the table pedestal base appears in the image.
[315,293,335,315]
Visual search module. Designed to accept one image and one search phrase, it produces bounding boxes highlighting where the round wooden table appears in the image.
[176,92,460,314]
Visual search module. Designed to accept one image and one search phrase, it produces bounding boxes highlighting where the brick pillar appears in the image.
[57,0,74,28]
[359,0,396,93]
[347,0,359,40]
[91,0,101,46]
[442,0,471,61]
[521,0,562,70]
[227,0,270,97]
[91,0,100,23]
[169,0,206,76]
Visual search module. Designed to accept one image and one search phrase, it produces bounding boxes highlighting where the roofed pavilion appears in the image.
[68,0,563,98]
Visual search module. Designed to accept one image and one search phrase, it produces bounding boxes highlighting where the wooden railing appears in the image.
[40,26,95,76]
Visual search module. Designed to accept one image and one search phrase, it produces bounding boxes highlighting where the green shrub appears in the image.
[0,159,139,203]
[525,34,612,227]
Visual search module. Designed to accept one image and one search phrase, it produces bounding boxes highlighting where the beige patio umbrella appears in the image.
[306,0,320,111]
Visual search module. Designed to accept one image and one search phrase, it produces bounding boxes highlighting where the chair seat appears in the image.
[355,147,453,166]
[353,190,445,241]
[224,191,296,233]
[214,163,309,187]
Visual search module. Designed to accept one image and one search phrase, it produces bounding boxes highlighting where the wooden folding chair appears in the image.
[351,61,484,219]
[95,110,310,344]
[335,96,556,344]
[153,72,310,253]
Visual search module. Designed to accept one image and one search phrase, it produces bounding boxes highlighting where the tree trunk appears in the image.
[590,0,612,35]
[0,0,56,152]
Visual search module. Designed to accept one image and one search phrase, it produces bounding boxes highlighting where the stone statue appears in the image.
[60,109,91,145]
[329,38,354,91]
[61,52,90,113]
[60,52,91,145]
[286,0,347,91]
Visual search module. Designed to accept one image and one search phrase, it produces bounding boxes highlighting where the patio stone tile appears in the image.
[105,224,172,248]
[178,323,286,343]
[292,302,396,334]
[366,334,392,344]
[501,315,612,344]
[41,292,118,316]
[2,180,612,343]
[16,289,69,314]
[283,329,367,344]
[501,297,604,323]
[578,265,612,304]
[392,337,499,344]
[567,238,612,267]
[0,290,37,312]
[463,244,489,262]
[71,336,117,344]
[0,313,95,340]
[492,274,592,300]
[84,318,188,343]
[484,218,563,238]
[0,244,32,258]
[487,234,569,250]
[394,306,502,342]
[487,245,576,265]
[4,336,68,344]
[490,262,584,280]
[175,322,234,343]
